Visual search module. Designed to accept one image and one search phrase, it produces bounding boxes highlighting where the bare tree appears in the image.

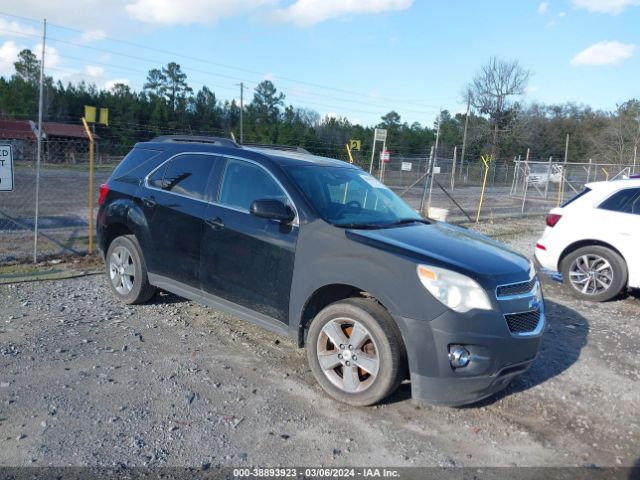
[592,100,640,166]
[466,57,530,159]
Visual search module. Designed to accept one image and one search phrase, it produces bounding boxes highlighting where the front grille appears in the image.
[497,278,536,297]
[504,309,541,334]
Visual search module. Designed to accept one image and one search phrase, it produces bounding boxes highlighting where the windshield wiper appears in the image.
[336,218,429,229]
[335,223,386,229]
[383,218,430,227]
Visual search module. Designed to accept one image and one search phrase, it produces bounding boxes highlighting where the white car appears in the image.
[535,179,640,302]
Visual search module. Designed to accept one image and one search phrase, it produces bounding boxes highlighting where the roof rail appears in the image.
[151,135,239,148]
[242,143,311,155]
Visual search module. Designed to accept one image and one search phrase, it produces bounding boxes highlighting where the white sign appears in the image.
[0,145,14,192]
[374,128,387,142]
[380,150,390,162]
[432,166,441,174]
[401,162,412,172]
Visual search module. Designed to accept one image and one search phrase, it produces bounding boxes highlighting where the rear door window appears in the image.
[630,193,640,215]
[218,159,287,211]
[598,188,640,214]
[151,154,219,201]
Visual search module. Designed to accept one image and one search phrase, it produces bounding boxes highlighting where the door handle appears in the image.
[206,217,225,230]
[142,196,157,208]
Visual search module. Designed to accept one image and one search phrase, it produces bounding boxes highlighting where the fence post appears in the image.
[427,116,442,213]
[476,155,491,223]
[451,146,457,190]
[544,156,553,198]
[510,157,517,195]
[82,118,95,255]
[420,147,434,214]
[633,146,637,175]
[521,161,529,213]
[33,19,47,264]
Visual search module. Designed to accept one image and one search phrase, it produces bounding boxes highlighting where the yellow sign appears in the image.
[84,105,96,123]
[349,139,361,151]
[99,108,109,126]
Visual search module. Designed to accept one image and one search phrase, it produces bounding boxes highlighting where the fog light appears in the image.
[448,345,470,368]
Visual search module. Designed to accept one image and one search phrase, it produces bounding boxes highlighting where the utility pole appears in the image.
[237,82,246,143]
[33,18,46,264]
[420,146,434,214]
[427,112,442,212]
[451,146,457,190]
[564,133,569,163]
[459,94,471,181]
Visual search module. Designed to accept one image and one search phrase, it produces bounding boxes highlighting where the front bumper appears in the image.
[393,306,544,407]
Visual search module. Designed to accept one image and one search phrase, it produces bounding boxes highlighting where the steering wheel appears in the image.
[335,200,362,219]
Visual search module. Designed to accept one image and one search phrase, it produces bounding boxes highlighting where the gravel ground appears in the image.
[0,217,639,469]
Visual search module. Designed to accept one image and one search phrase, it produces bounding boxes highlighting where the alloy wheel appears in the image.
[568,254,613,296]
[316,318,380,393]
[109,246,135,295]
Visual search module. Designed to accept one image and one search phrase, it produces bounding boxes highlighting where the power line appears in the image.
[0,11,457,109]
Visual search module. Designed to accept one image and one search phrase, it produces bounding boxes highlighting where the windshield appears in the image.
[285,165,422,227]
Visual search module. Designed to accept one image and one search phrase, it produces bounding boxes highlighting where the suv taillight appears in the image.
[98,184,109,206]
[546,213,562,227]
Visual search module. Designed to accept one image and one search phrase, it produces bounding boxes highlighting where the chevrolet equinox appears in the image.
[97,136,545,406]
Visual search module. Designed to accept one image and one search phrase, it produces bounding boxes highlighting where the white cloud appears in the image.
[537,2,549,14]
[125,0,276,25]
[573,0,640,14]
[571,40,635,66]
[5,1,130,33]
[0,41,22,76]
[85,65,105,77]
[272,0,413,26]
[80,29,107,43]
[0,19,39,38]
[105,78,131,90]
[33,43,60,69]
[558,11,567,16]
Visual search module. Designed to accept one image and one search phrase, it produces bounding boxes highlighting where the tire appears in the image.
[105,235,156,305]
[306,297,407,406]
[561,245,627,302]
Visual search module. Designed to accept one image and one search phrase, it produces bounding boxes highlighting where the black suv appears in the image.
[97,136,545,406]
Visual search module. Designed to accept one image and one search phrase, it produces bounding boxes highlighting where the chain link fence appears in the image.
[0,138,114,264]
[511,160,638,212]
[2,130,637,266]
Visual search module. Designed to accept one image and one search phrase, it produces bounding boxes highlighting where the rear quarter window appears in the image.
[561,187,591,208]
[598,188,640,213]
[111,148,162,183]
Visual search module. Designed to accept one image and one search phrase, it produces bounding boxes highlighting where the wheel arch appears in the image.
[297,283,394,347]
[100,221,134,254]
[558,239,627,273]
[99,198,150,257]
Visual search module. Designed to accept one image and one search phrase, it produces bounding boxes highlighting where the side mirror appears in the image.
[250,199,295,224]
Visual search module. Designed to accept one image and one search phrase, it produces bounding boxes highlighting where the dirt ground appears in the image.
[0,217,638,469]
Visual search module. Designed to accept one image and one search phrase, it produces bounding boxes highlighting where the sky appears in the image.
[0,0,638,127]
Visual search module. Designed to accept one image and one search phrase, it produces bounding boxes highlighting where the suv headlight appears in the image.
[417,265,492,313]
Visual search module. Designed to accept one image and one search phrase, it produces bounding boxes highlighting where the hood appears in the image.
[346,221,530,279]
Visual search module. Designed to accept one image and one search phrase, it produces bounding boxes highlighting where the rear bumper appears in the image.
[533,254,563,283]
[534,242,559,272]
[393,308,544,407]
